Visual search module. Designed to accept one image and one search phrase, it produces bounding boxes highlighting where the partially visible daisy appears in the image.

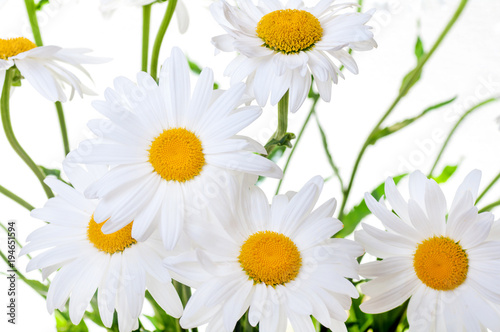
[68,47,282,250]
[0,37,105,102]
[165,176,364,332]
[210,0,377,112]
[100,0,189,33]
[356,170,500,331]
[20,163,184,332]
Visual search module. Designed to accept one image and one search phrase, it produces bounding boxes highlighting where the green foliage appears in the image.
[23,278,49,298]
[144,291,181,332]
[36,0,50,11]
[399,36,426,97]
[314,111,343,188]
[368,96,457,145]
[371,300,409,332]
[432,164,459,183]
[336,174,407,238]
[187,58,219,89]
[414,36,425,60]
[55,311,89,332]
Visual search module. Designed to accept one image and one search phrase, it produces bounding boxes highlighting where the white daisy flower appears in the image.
[100,0,189,33]
[68,47,282,250]
[165,176,364,332]
[210,0,377,113]
[0,37,105,102]
[20,163,184,332]
[356,170,500,331]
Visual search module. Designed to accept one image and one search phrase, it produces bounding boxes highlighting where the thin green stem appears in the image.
[150,0,178,81]
[479,199,500,213]
[142,4,152,72]
[265,91,290,154]
[24,0,43,46]
[275,94,318,194]
[55,101,70,155]
[476,171,500,204]
[338,0,469,220]
[1,68,53,198]
[0,184,35,211]
[428,97,498,177]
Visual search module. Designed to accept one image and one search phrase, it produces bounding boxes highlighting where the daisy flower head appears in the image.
[68,47,282,250]
[100,0,189,33]
[165,176,364,332]
[20,163,183,332]
[210,0,377,113]
[355,170,500,331]
[0,37,106,102]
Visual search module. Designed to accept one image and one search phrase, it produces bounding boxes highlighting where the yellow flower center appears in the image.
[148,128,205,182]
[256,9,323,54]
[238,231,302,286]
[87,216,137,254]
[413,236,468,291]
[0,37,37,60]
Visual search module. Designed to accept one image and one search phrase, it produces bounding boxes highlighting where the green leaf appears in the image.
[432,164,459,184]
[23,278,48,298]
[144,291,180,332]
[336,174,407,238]
[414,36,425,60]
[315,112,343,188]
[371,299,409,332]
[187,57,219,89]
[36,0,50,11]
[368,96,457,145]
[55,311,89,332]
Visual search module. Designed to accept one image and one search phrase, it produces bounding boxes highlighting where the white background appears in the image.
[1,0,500,331]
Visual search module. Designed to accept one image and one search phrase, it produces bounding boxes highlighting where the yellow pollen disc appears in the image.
[87,216,136,254]
[0,37,37,60]
[148,127,205,182]
[238,231,302,286]
[256,9,323,54]
[413,236,468,291]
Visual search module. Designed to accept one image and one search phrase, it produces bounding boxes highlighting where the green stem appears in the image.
[24,0,43,46]
[275,93,318,194]
[428,97,498,177]
[265,91,290,154]
[338,0,469,220]
[142,4,152,72]
[55,101,70,155]
[0,184,35,211]
[1,68,53,198]
[479,199,500,213]
[476,171,500,204]
[150,0,178,81]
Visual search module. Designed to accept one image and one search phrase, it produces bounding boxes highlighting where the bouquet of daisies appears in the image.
[1,0,500,331]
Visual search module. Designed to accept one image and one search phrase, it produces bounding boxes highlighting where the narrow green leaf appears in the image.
[432,164,459,184]
[314,111,344,189]
[336,174,407,238]
[36,0,50,11]
[415,36,425,60]
[368,96,457,145]
[187,58,219,89]
[55,310,89,332]
[23,279,48,298]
